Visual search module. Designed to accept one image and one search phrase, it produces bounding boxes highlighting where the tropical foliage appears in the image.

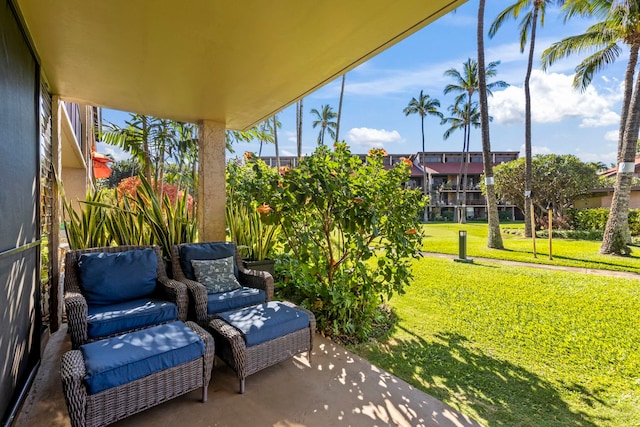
[490,154,600,226]
[226,158,281,260]
[542,0,640,254]
[232,143,426,341]
[63,176,197,259]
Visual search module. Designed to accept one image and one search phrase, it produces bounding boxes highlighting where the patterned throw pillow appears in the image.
[191,257,242,293]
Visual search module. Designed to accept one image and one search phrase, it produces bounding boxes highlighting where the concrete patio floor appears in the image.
[14,324,483,427]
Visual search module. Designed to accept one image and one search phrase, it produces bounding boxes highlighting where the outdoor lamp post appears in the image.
[454,229,473,263]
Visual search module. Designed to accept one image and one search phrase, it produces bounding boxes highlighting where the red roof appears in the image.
[424,162,487,175]
[600,156,640,177]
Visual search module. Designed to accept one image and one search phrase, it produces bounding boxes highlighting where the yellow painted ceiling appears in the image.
[15,0,467,130]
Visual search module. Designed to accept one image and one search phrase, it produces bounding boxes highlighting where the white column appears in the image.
[197,120,226,242]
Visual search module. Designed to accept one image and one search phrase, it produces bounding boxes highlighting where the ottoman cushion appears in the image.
[207,287,266,314]
[80,321,204,394]
[87,298,178,339]
[217,301,310,347]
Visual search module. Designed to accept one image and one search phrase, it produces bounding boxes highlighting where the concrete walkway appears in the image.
[15,324,483,427]
[422,252,640,281]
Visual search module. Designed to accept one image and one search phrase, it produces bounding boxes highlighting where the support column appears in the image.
[197,120,226,242]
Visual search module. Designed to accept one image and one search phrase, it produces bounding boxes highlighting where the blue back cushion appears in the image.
[207,287,266,314]
[178,242,238,281]
[81,321,204,394]
[218,302,310,347]
[78,248,158,306]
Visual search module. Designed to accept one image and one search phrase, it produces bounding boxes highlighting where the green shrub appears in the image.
[246,144,426,341]
[498,210,512,222]
[568,208,640,236]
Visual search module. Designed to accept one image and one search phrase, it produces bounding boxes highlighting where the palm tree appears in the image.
[443,58,507,227]
[271,115,282,167]
[541,0,640,254]
[478,0,504,248]
[442,102,482,223]
[310,104,337,146]
[403,90,443,217]
[335,74,346,143]
[489,0,561,239]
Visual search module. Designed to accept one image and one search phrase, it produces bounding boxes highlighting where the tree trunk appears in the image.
[274,115,280,168]
[523,5,540,238]
[296,99,303,159]
[336,74,346,143]
[421,115,429,221]
[601,46,640,254]
[142,116,152,185]
[477,0,503,249]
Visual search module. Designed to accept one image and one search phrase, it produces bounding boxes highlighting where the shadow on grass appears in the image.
[362,326,606,427]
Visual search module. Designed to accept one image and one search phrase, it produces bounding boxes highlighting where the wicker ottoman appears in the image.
[61,321,214,427]
[208,301,315,393]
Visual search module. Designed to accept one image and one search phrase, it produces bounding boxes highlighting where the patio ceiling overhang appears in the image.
[14,0,467,130]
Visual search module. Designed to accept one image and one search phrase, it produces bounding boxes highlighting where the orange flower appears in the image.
[243,151,254,161]
[278,166,291,175]
[404,228,418,235]
[401,157,413,167]
[367,148,388,157]
[257,203,272,214]
[352,197,364,204]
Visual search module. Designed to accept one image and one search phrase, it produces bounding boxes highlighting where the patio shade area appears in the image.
[15,0,466,129]
[15,325,482,427]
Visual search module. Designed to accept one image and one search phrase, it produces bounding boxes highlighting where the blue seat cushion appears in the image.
[207,287,266,314]
[217,301,310,347]
[87,298,178,339]
[178,242,238,281]
[81,321,204,394]
[78,248,158,306]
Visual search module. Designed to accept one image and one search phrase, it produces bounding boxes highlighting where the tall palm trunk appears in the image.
[460,124,470,224]
[274,115,280,168]
[421,115,429,221]
[142,116,152,185]
[601,43,640,254]
[477,0,504,249]
[296,99,303,159]
[523,3,541,238]
[335,74,346,143]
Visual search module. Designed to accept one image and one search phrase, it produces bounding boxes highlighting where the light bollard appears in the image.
[454,230,473,264]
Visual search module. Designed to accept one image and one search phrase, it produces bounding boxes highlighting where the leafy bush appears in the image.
[226,158,281,260]
[442,210,455,222]
[498,210,512,222]
[568,208,640,236]
[243,144,426,341]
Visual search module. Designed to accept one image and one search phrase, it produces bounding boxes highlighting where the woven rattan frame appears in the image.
[64,245,189,349]
[171,242,274,326]
[61,321,214,427]
[208,301,315,393]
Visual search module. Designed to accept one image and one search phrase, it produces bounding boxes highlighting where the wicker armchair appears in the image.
[171,242,274,326]
[64,245,188,349]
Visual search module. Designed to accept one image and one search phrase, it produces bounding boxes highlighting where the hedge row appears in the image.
[568,208,640,236]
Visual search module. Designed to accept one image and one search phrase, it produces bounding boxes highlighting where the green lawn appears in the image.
[352,257,640,426]
[422,222,640,273]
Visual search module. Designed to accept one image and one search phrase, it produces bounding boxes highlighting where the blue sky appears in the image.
[101,0,626,166]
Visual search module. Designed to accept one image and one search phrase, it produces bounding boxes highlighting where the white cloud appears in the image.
[605,130,619,142]
[580,111,620,127]
[490,70,621,126]
[346,127,402,149]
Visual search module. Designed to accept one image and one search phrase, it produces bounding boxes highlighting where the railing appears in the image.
[432,184,482,192]
[64,102,83,154]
